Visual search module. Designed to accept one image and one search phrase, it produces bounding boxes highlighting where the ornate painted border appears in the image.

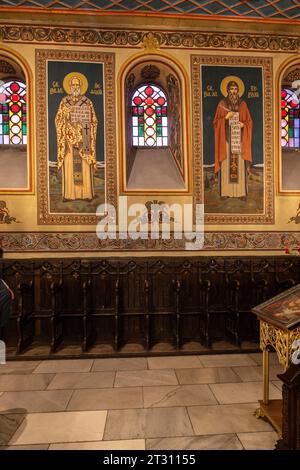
[191,55,274,225]
[0,231,299,252]
[0,25,300,53]
[36,49,117,225]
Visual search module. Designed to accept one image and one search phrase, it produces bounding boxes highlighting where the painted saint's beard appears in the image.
[71,88,80,98]
[228,91,240,106]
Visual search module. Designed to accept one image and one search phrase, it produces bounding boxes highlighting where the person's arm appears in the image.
[1,280,14,300]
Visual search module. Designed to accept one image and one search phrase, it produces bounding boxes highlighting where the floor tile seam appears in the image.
[235,433,245,450]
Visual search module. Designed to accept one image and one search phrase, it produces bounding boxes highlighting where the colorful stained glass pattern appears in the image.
[132,85,168,147]
[0,80,27,145]
[281,88,300,148]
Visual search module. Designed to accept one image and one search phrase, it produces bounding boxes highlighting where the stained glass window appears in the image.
[131,84,168,147]
[281,88,300,148]
[0,80,27,145]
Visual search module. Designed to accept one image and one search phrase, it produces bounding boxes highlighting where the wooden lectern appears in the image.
[252,284,300,435]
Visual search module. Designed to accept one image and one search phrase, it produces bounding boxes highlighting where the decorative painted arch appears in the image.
[119,53,191,194]
[0,47,34,193]
[278,58,300,195]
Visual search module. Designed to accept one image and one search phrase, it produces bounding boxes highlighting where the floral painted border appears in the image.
[1,25,300,53]
[0,231,299,252]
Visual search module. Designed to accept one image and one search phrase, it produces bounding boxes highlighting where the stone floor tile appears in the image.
[115,370,178,387]
[237,431,278,450]
[0,444,49,450]
[188,403,273,435]
[209,381,281,404]
[146,434,243,450]
[67,387,143,411]
[92,358,148,372]
[143,384,217,408]
[33,360,93,374]
[49,439,145,450]
[233,365,284,382]
[248,353,279,366]
[176,367,240,385]
[0,374,54,392]
[272,380,282,391]
[148,356,202,370]
[9,411,107,445]
[199,354,256,368]
[0,390,73,413]
[47,372,115,390]
[0,361,40,375]
[104,407,193,440]
[0,413,26,446]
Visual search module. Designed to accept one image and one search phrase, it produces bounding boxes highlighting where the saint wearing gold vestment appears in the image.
[55,73,98,201]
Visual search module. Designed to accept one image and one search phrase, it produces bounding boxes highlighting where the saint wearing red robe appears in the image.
[213,80,253,199]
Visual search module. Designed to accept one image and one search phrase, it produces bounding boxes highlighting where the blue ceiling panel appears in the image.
[0,0,299,20]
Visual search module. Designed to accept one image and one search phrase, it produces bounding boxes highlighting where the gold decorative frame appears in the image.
[191,55,274,225]
[36,49,117,225]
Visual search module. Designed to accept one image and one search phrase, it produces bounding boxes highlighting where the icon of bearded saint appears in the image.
[55,73,98,202]
[213,77,253,200]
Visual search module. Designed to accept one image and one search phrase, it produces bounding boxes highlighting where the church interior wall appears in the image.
[0,12,300,258]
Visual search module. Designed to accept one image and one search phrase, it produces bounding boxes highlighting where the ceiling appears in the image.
[0,0,299,22]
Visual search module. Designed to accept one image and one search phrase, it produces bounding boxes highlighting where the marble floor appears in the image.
[0,352,282,450]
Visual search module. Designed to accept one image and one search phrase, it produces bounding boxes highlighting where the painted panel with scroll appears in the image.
[192,56,273,224]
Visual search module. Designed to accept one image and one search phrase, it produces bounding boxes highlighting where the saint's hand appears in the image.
[225,111,234,120]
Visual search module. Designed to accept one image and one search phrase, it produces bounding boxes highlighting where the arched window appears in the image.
[0,79,27,145]
[131,84,168,147]
[281,88,299,148]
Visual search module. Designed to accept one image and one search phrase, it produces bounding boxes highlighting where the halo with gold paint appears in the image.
[220,76,245,98]
[63,72,89,95]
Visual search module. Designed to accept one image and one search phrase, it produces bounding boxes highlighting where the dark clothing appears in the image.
[0,279,13,328]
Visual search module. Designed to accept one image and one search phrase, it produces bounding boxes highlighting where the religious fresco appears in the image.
[192,55,274,225]
[36,49,117,224]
